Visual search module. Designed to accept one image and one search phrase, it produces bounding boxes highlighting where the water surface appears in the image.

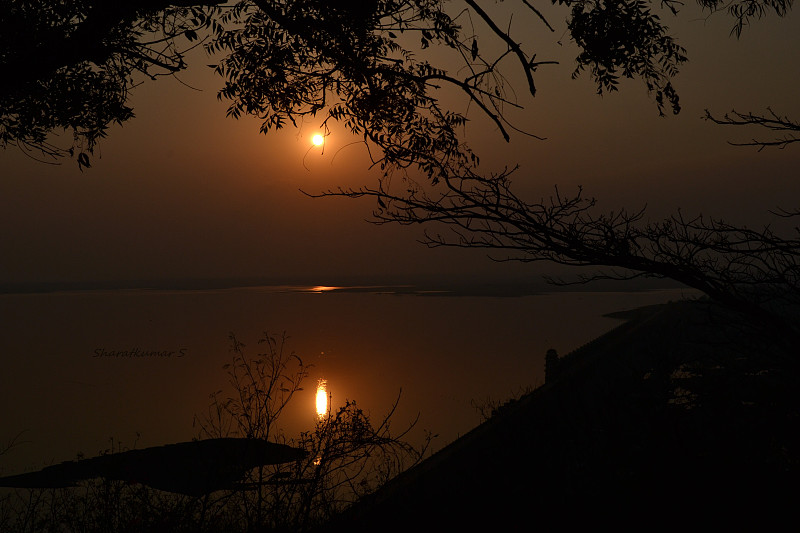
[0,284,697,474]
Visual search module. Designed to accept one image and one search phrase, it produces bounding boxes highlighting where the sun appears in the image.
[311,133,324,146]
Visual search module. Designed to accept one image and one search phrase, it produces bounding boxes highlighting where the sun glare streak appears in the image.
[309,285,339,293]
[316,379,328,418]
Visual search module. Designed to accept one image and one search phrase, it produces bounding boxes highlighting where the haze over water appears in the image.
[0,282,696,475]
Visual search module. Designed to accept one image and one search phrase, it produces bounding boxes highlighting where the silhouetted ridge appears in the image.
[0,438,307,496]
[320,299,799,530]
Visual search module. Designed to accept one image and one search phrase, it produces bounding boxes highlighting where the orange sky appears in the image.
[1,4,799,287]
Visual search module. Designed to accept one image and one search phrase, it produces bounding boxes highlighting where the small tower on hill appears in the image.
[545,348,560,383]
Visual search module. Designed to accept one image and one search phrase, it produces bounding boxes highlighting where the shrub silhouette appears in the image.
[0,331,429,532]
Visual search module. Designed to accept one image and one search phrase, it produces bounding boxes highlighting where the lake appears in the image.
[0,284,697,475]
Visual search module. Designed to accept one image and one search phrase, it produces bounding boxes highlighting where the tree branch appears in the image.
[705,108,800,150]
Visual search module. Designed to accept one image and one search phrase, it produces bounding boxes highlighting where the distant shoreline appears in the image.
[0,277,691,297]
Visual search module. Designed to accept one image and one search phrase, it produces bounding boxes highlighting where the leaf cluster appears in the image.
[0,0,219,167]
[564,0,687,115]
[208,0,478,182]
[695,0,793,36]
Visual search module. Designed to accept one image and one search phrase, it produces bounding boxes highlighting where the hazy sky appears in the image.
[1,4,799,287]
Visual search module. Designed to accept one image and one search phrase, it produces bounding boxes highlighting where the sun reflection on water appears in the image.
[316,379,328,418]
[309,286,340,293]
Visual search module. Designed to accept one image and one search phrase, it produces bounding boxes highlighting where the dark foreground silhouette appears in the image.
[320,299,800,530]
[0,438,307,496]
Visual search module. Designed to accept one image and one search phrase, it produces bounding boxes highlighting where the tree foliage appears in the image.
[1,0,791,167]
[565,0,686,114]
[695,0,793,36]
[2,0,703,169]
[0,0,223,167]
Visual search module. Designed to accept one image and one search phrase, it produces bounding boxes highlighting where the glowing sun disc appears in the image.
[312,134,324,146]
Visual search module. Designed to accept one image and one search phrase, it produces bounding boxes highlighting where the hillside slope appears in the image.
[321,299,799,530]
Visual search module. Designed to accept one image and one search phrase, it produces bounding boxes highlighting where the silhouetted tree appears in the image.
[193,331,430,532]
[302,2,799,341]
[0,0,228,167]
[4,0,792,165]
[318,162,799,342]
[2,0,718,167]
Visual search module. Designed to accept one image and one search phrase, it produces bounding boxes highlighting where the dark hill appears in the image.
[0,438,307,496]
[321,299,799,530]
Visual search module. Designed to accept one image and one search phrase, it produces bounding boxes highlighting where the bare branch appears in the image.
[312,163,800,343]
[705,108,800,150]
